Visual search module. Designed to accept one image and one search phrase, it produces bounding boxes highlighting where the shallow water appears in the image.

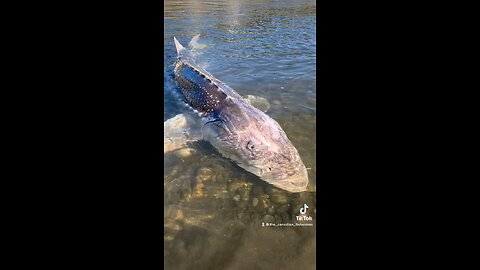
[164,1,316,269]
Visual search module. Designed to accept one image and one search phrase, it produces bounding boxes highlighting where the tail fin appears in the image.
[188,34,207,50]
[173,36,185,54]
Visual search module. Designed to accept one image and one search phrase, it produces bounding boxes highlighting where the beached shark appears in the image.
[164,35,309,193]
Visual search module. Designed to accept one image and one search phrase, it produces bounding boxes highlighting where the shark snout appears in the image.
[262,163,309,193]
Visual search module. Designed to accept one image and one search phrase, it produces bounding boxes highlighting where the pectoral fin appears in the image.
[164,113,203,153]
[243,95,271,113]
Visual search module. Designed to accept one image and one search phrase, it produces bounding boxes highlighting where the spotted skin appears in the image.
[174,61,226,115]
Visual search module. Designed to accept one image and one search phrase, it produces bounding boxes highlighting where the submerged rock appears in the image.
[266,186,289,204]
[263,214,275,223]
[269,192,288,204]
[191,181,204,198]
[164,222,182,232]
[196,167,214,183]
[261,198,271,209]
[241,189,250,201]
[252,198,259,207]
[174,148,195,158]
[164,205,184,220]
[228,180,246,192]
